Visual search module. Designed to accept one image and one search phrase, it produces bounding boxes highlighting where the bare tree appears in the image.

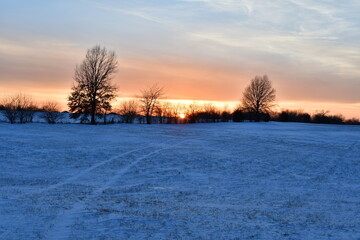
[186,102,200,116]
[160,103,186,124]
[139,84,164,124]
[15,94,37,123]
[203,103,220,123]
[68,45,118,124]
[22,95,37,123]
[41,100,62,124]
[155,102,165,124]
[242,75,276,121]
[186,102,201,123]
[159,101,174,124]
[172,103,187,124]
[118,100,138,123]
[1,94,37,123]
[1,96,18,123]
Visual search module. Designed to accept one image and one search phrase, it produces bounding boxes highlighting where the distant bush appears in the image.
[273,109,357,125]
[221,111,232,122]
[344,118,360,125]
[278,110,311,123]
[312,110,344,124]
[185,104,221,123]
[232,109,244,122]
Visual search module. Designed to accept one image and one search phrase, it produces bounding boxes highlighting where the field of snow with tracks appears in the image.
[0,122,359,239]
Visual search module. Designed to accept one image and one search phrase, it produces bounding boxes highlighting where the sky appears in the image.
[0,0,359,118]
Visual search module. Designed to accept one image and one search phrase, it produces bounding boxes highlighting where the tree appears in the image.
[203,103,220,123]
[1,96,18,124]
[154,102,165,124]
[68,45,118,124]
[168,103,187,124]
[232,108,244,122]
[186,102,201,123]
[139,84,164,124]
[345,118,360,125]
[118,100,138,123]
[1,94,37,123]
[159,101,175,124]
[242,75,276,121]
[278,109,310,123]
[41,100,62,124]
[312,110,344,124]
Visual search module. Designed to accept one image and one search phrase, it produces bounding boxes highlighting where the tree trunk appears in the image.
[90,100,96,124]
[91,113,96,124]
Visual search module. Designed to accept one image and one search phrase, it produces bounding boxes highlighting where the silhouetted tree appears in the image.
[242,75,276,121]
[68,45,118,124]
[278,110,311,123]
[118,100,138,123]
[17,94,37,123]
[312,110,344,124]
[232,108,244,122]
[278,110,295,122]
[161,101,181,124]
[155,102,165,124]
[186,102,201,123]
[345,118,360,125]
[1,96,18,123]
[203,103,220,123]
[170,103,187,124]
[221,111,231,122]
[139,84,164,124]
[41,100,62,124]
[1,94,37,123]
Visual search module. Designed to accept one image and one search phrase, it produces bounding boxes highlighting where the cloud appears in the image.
[182,0,360,78]
[180,0,252,14]
[85,0,165,24]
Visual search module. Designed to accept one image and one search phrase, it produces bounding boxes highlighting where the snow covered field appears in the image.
[0,122,359,239]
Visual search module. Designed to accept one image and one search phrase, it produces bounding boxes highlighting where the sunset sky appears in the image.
[0,0,359,118]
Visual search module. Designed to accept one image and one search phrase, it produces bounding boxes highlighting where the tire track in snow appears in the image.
[0,141,176,240]
[12,144,158,200]
[46,140,187,240]
[34,145,154,195]
[0,144,154,240]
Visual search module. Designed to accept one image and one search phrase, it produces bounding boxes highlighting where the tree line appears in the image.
[0,45,359,125]
[1,94,358,125]
[0,94,62,124]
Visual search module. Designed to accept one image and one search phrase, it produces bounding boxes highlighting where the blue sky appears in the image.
[0,0,359,116]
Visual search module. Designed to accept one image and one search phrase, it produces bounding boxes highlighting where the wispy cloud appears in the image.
[85,0,165,24]
[179,0,360,77]
[181,0,253,15]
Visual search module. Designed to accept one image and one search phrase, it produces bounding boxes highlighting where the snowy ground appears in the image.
[0,122,359,239]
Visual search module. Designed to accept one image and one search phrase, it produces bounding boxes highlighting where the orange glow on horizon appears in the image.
[179,113,186,119]
[0,89,358,119]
